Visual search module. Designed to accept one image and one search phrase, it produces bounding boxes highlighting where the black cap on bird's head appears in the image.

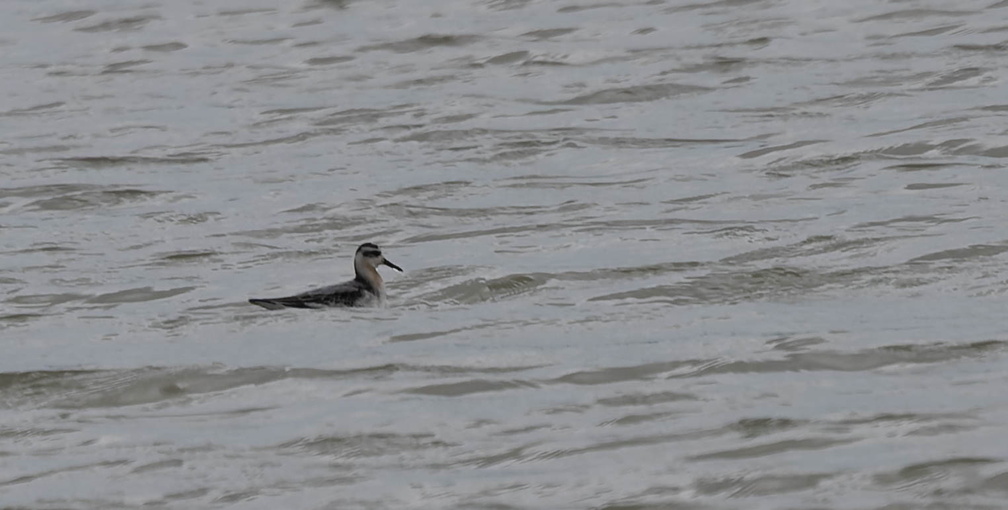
[355,243,403,272]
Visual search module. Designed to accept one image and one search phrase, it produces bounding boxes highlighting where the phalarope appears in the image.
[249,243,403,310]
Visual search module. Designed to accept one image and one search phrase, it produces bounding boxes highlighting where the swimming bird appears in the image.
[249,243,403,310]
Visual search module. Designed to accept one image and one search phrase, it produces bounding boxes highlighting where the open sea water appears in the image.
[3,0,1008,508]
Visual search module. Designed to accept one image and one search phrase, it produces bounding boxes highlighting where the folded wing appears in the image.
[248,281,367,310]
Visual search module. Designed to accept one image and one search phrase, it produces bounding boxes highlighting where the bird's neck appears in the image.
[354,262,385,295]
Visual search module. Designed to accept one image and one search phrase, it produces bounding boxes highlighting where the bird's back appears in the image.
[249,279,374,309]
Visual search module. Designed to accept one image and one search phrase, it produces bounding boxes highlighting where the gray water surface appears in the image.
[4,0,1008,508]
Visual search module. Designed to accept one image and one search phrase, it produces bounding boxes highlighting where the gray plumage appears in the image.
[249,243,402,310]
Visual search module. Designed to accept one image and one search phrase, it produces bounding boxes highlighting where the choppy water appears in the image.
[4,0,1008,508]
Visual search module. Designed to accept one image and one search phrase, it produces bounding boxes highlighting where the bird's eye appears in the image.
[364,251,381,257]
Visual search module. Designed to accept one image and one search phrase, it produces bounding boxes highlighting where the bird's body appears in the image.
[248,280,378,310]
[249,243,402,310]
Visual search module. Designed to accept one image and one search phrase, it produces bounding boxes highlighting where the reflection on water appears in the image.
[3,0,1008,507]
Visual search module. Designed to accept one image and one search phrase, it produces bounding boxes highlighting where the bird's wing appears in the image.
[249,280,366,309]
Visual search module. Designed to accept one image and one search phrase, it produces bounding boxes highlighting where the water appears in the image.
[3,0,1008,507]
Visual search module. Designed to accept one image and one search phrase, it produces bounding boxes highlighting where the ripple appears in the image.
[402,379,537,397]
[909,243,1008,263]
[738,140,825,159]
[7,293,89,306]
[521,28,578,40]
[691,438,855,461]
[141,42,187,52]
[87,286,196,304]
[557,83,711,105]
[856,9,972,22]
[873,457,1000,492]
[358,34,483,53]
[74,15,160,33]
[52,155,211,167]
[31,10,96,23]
[422,274,549,304]
[281,433,456,458]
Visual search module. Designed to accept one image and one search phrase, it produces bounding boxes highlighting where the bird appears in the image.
[249,243,403,310]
